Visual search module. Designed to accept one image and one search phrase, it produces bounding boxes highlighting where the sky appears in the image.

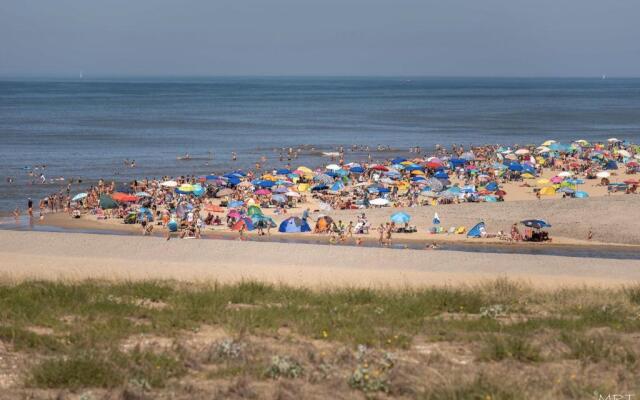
[1,0,639,77]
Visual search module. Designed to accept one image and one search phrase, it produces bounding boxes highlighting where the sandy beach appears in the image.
[1,229,639,289]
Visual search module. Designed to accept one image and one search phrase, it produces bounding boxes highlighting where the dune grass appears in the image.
[0,278,639,397]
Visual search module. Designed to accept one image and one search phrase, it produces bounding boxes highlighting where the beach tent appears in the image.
[232,217,254,231]
[390,212,411,224]
[251,214,276,228]
[278,217,311,233]
[467,222,485,238]
[604,160,618,170]
[99,194,118,209]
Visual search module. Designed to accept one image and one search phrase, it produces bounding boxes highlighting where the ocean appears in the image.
[1,77,640,211]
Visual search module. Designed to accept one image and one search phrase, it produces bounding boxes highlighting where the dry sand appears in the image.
[1,230,639,289]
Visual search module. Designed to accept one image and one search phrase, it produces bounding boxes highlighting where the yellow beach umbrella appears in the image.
[542,140,556,146]
[522,173,535,179]
[536,178,550,186]
[410,170,425,175]
[296,166,312,174]
[540,186,556,196]
[297,183,310,192]
[178,184,195,192]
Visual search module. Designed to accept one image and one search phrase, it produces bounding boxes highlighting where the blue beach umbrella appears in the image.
[390,212,411,224]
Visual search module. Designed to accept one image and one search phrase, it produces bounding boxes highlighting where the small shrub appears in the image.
[480,304,507,319]
[348,345,395,394]
[207,338,245,362]
[264,356,303,379]
[480,334,541,362]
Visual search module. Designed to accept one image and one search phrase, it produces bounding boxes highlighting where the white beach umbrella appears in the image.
[618,149,631,158]
[326,164,341,171]
[596,171,611,178]
[161,180,178,188]
[515,148,530,155]
[558,171,573,177]
[542,140,556,146]
[608,138,621,143]
[285,191,300,197]
[536,146,551,153]
[370,198,390,206]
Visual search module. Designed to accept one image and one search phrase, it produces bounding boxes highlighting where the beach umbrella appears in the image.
[227,210,242,219]
[326,164,341,171]
[228,200,244,208]
[112,192,138,202]
[539,187,556,196]
[99,194,118,209]
[608,138,621,143]
[515,148,530,155]
[215,188,234,197]
[521,219,551,229]
[276,168,291,175]
[330,181,345,192]
[558,171,573,177]
[550,176,563,184]
[237,181,254,189]
[285,191,300,198]
[72,193,87,202]
[247,205,263,216]
[460,152,475,161]
[390,212,411,224]
[427,178,444,192]
[508,162,523,172]
[575,191,589,198]
[542,140,557,146]
[135,192,152,198]
[536,146,551,153]
[278,217,311,233]
[350,166,364,173]
[160,180,178,188]
[618,149,631,158]
[432,212,440,225]
[314,174,334,185]
[369,198,389,206]
[596,171,611,178]
[495,189,507,196]
[371,164,389,171]
[271,194,286,203]
[624,179,640,185]
[254,189,271,195]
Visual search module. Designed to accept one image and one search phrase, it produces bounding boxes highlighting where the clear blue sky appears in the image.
[1,0,639,77]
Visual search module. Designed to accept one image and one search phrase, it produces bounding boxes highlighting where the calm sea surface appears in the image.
[1,77,640,210]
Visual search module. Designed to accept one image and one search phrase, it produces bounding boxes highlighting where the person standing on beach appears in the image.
[27,198,33,218]
[377,224,385,246]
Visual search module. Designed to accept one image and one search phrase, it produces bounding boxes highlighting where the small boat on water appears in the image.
[177,154,191,161]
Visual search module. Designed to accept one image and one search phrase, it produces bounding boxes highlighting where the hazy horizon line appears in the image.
[0,73,636,81]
